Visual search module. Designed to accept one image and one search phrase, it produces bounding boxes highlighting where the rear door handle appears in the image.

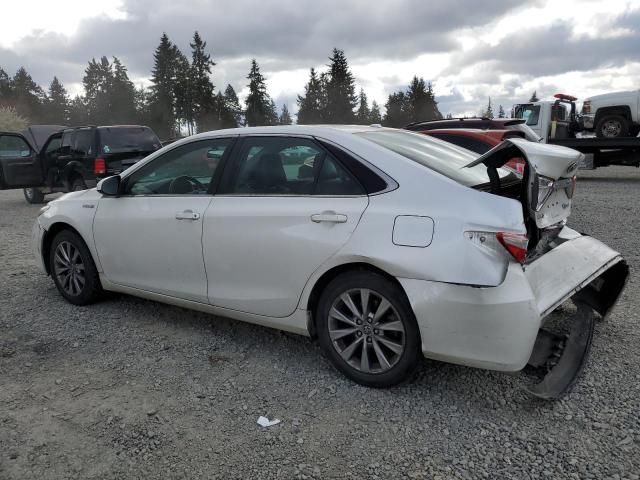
[175,210,200,221]
[311,213,348,223]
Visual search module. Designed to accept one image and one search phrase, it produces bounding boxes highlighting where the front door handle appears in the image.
[175,210,201,221]
[311,212,348,223]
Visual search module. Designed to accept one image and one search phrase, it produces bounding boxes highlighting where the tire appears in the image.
[23,187,45,204]
[595,114,630,138]
[316,271,421,387]
[70,177,88,192]
[49,230,102,305]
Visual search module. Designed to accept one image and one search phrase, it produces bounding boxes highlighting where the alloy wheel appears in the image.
[53,241,86,296]
[328,288,406,374]
[602,120,622,138]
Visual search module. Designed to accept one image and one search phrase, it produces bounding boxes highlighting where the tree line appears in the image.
[0,33,443,138]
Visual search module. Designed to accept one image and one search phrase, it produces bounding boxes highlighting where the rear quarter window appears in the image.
[355,130,510,187]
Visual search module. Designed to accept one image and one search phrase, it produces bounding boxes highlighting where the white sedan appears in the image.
[32,125,628,397]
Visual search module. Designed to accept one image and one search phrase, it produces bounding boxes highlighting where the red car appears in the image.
[419,128,527,176]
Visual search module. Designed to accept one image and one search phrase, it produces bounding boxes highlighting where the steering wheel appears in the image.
[168,175,206,194]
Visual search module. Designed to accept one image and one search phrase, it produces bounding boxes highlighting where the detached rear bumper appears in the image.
[399,229,628,372]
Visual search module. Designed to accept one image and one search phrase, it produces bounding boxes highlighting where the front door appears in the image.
[0,133,44,189]
[93,137,234,303]
[203,135,369,318]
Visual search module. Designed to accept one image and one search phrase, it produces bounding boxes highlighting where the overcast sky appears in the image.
[1,0,638,118]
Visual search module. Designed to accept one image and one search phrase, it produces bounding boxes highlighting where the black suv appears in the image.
[0,125,161,203]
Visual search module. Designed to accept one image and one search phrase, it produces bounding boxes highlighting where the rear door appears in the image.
[202,135,369,318]
[0,133,44,189]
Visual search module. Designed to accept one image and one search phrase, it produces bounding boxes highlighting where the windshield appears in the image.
[355,129,512,187]
[98,127,161,154]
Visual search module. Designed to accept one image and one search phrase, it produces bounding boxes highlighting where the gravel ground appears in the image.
[1,167,638,480]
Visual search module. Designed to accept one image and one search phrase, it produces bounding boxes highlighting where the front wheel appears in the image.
[316,271,421,387]
[23,187,45,204]
[49,230,102,305]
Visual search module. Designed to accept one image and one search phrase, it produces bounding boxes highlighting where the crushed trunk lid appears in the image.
[464,138,582,229]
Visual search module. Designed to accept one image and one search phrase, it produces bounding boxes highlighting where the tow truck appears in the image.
[513,94,640,169]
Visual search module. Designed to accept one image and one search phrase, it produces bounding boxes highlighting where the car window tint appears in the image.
[72,129,94,156]
[126,138,231,195]
[229,137,363,196]
[0,135,31,157]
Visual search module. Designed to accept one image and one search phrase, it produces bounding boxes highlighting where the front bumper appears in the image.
[399,230,627,372]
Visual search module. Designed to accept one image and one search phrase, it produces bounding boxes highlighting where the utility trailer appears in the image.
[513,94,640,169]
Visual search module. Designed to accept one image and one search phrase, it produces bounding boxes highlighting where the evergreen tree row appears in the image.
[1,38,447,137]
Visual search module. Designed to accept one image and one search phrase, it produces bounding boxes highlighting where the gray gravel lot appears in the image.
[1,167,639,479]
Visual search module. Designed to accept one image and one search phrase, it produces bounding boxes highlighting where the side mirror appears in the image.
[97,175,121,196]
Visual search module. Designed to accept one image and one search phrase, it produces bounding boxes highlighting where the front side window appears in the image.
[125,138,231,195]
[228,136,363,196]
[0,135,31,157]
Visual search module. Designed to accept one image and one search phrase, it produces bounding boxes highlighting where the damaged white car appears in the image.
[32,126,628,398]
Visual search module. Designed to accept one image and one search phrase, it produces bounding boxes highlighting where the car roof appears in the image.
[188,124,391,139]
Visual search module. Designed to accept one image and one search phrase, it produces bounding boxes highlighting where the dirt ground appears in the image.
[1,167,639,479]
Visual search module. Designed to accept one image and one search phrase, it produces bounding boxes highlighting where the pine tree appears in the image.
[369,100,382,124]
[356,88,370,124]
[134,86,151,125]
[484,97,494,119]
[68,95,89,126]
[245,59,274,126]
[383,92,409,127]
[498,105,506,118]
[189,31,217,132]
[0,67,12,101]
[110,57,137,124]
[324,48,357,123]
[44,77,69,124]
[11,67,45,122]
[406,76,430,122]
[149,33,181,139]
[297,68,324,124]
[529,90,539,102]
[83,56,113,124]
[279,104,292,125]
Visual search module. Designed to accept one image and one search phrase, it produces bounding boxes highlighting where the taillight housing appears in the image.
[94,158,106,176]
[465,230,529,264]
[496,232,529,264]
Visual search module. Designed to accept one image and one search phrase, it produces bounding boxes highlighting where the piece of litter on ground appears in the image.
[257,416,281,427]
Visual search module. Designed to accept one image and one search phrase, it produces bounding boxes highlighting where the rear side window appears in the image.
[72,129,94,157]
[228,136,364,196]
[356,129,510,187]
[98,127,161,154]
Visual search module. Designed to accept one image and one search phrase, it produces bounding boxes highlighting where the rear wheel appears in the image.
[49,230,102,305]
[595,114,630,138]
[23,187,45,204]
[316,271,421,387]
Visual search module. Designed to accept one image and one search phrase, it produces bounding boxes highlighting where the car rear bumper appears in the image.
[399,229,628,371]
